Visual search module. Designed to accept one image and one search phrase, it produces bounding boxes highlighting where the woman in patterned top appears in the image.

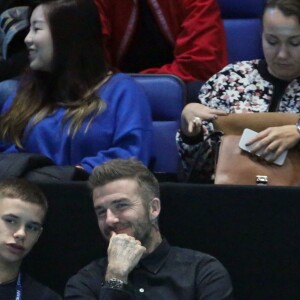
[177,0,300,182]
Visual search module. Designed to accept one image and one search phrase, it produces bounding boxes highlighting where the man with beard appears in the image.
[64,158,233,299]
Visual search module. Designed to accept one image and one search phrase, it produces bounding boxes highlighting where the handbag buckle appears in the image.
[256,175,268,185]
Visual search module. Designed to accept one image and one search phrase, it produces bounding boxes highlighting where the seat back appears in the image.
[131,74,185,176]
[218,0,266,63]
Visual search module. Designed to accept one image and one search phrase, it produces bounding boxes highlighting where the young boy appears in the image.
[0,178,61,299]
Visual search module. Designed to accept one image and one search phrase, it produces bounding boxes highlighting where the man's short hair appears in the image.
[0,178,48,216]
[89,159,160,203]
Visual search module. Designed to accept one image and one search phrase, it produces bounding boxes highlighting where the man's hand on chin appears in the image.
[105,232,146,283]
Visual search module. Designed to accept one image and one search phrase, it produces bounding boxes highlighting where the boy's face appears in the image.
[0,197,45,267]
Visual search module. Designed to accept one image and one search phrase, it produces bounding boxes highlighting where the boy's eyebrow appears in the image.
[2,214,43,226]
[2,213,19,218]
[28,221,43,227]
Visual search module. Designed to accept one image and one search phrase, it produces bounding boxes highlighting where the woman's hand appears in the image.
[246,125,300,161]
[181,103,228,137]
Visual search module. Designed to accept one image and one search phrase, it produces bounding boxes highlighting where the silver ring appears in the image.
[193,117,201,122]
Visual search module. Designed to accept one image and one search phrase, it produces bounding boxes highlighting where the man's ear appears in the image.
[149,197,161,220]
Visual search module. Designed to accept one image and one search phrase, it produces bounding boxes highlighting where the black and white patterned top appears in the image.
[176,59,300,182]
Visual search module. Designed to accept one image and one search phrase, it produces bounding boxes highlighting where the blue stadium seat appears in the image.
[131,74,185,177]
[217,0,266,63]
[218,0,265,18]
[0,79,18,110]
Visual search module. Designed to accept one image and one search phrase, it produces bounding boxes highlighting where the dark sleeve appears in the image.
[23,274,62,300]
[43,290,63,300]
[98,287,133,300]
[64,269,134,300]
[196,256,233,300]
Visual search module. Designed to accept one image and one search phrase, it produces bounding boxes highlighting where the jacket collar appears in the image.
[138,238,170,274]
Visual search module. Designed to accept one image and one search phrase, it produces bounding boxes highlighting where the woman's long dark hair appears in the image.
[0,0,110,147]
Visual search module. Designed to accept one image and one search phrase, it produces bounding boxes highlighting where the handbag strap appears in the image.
[185,131,223,183]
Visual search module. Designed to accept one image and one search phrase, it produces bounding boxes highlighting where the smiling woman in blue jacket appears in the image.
[0,0,152,177]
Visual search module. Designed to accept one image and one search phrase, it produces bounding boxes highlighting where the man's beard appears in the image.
[103,215,153,247]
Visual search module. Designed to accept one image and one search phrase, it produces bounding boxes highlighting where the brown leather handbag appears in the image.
[213,113,300,186]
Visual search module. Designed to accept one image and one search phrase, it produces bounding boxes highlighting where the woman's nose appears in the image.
[24,30,32,46]
[277,45,289,59]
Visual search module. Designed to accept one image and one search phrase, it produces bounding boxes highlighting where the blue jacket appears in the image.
[0,73,153,173]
